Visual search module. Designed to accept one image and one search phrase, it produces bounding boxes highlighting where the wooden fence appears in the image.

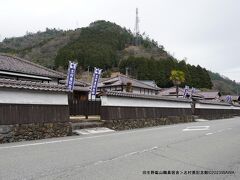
[0,104,69,125]
[101,106,192,120]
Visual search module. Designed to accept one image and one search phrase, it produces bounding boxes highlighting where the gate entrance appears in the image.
[68,93,101,117]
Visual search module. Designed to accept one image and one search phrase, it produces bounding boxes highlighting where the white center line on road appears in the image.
[93,146,158,166]
[0,125,178,150]
[205,127,234,136]
[182,126,210,131]
[205,133,213,136]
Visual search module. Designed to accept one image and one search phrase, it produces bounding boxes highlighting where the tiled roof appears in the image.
[159,87,203,98]
[104,91,192,103]
[198,91,220,99]
[198,100,231,106]
[0,54,65,79]
[0,78,67,92]
[59,79,90,91]
[99,74,160,91]
[139,80,159,88]
[59,79,90,87]
[74,86,90,92]
[159,87,184,96]
[220,95,239,101]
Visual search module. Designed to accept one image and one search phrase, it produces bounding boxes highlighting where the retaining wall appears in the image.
[0,122,72,143]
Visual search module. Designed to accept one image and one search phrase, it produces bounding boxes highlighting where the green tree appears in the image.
[170,70,185,98]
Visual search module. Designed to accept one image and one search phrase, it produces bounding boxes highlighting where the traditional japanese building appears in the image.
[0,54,71,143]
[98,74,160,95]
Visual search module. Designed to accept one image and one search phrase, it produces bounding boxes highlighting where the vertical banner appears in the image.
[226,95,232,103]
[66,61,78,92]
[183,85,189,98]
[90,67,102,99]
[190,87,196,98]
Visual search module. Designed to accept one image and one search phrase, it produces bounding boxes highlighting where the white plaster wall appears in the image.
[195,103,231,110]
[0,88,68,105]
[132,88,141,94]
[232,106,240,110]
[101,96,191,108]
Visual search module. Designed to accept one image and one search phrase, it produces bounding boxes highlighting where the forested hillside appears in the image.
[209,71,240,95]
[0,21,171,69]
[55,20,170,70]
[119,57,212,88]
[0,28,75,68]
[2,20,235,91]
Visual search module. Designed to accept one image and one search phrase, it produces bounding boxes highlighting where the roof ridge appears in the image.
[0,53,65,78]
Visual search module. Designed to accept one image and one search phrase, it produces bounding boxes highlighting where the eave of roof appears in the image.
[0,70,52,81]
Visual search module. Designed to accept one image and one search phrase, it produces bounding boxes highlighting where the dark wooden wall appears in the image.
[101,105,240,121]
[194,108,240,118]
[194,109,231,116]
[232,109,240,116]
[0,104,69,125]
[69,100,101,116]
[101,106,192,120]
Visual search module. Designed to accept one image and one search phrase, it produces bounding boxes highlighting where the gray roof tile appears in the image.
[0,78,67,92]
[99,74,160,91]
[104,91,192,103]
[59,79,90,87]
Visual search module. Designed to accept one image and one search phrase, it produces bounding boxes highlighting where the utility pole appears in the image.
[87,66,90,82]
[237,84,239,96]
[125,67,129,76]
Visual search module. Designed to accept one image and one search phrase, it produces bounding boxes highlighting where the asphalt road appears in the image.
[0,117,240,180]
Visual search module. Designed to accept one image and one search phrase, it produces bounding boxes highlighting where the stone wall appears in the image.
[0,122,72,144]
[103,116,194,130]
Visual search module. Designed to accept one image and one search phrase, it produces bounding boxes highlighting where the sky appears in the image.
[1,0,240,82]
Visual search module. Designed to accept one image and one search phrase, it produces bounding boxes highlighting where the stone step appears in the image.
[193,115,199,120]
[71,121,104,130]
[73,127,115,135]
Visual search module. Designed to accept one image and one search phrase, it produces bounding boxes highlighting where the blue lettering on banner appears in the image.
[183,86,189,98]
[226,95,232,103]
[90,67,102,96]
[66,61,77,92]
